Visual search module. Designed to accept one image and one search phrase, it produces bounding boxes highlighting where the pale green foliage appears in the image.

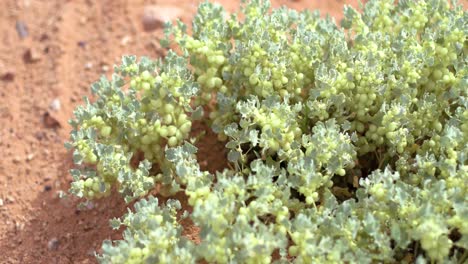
[99,197,196,263]
[67,52,198,201]
[68,0,467,263]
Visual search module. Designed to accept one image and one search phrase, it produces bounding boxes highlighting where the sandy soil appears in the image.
[1,0,464,263]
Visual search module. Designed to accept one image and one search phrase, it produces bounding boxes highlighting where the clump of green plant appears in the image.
[67,0,467,263]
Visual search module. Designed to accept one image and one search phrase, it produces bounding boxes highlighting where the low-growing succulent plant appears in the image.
[67,0,467,263]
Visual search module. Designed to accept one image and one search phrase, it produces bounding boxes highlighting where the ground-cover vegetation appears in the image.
[67,0,467,263]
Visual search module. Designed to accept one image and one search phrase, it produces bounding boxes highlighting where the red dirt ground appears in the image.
[0,0,465,263]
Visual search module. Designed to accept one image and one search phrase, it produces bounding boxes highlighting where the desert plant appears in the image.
[67,0,467,263]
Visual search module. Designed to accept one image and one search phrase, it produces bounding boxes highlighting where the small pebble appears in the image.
[120,35,131,46]
[48,237,59,251]
[15,222,25,231]
[84,62,93,70]
[6,196,15,203]
[77,41,87,48]
[44,185,52,192]
[43,112,61,128]
[26,153,35,161]
[0,198,3,206]
[34,131,46,141]
[24,47,41,63]
[16,21,28,38]
[39,33,49,42]
[0,62,15,81]
[0,71,15,81]
[101,65,109,72]
[49,98,61,111]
